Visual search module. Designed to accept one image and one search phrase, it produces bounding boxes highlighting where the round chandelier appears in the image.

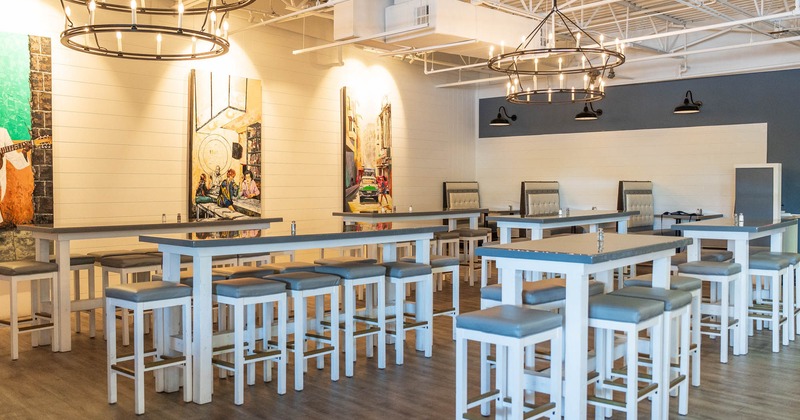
[59,0,255,61]
[487,0,625,104]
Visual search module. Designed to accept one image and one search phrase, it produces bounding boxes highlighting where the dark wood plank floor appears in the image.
[1,273,799,419]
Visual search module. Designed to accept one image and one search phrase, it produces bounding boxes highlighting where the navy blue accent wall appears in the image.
[479,68,800,212]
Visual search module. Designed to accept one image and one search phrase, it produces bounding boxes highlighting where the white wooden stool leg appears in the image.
[330,288,340,382]
[377,279,386,370]
[395,279,405,365]
[233,301,245,405]
[133,306,145,415]
[73,270,82,333]
[455,331,467,419]
[277,296,287,395]
[344,282,356,377]
[107,300,117,404]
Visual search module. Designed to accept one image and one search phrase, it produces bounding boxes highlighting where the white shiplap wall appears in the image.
[476,123,768,218]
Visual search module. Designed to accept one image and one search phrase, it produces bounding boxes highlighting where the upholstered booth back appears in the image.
[443,181,481,210]
[617,181,655,229]
[520,181,561,216]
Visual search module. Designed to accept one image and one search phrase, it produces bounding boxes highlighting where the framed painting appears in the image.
[341,86,392,213]
[188,69,263,220]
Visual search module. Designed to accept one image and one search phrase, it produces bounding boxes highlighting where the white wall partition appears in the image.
[476,123,768,217]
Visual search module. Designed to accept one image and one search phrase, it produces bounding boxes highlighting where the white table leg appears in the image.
[734,239,749,355]
[159,252,183,393]
[498,260,522,306]
[469,216,478,230]
[54,239,71,352]
[529,228,544,280]
[564,271,589,420]
[191,255,214,404]
[415,239,431,352]
[618,220,629,234]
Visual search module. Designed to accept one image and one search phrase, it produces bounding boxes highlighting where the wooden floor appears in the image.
[1,273,799,419]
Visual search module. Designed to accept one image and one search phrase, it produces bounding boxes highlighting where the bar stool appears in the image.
[44,254,96,337]
[588,294,665,420]
[668,250,733,276]
[315,263,387,377]
[748,254,791,352]
[610,286,692,417]
[480,278,606,310]
[433,230,459,258]
[455,305,562,420]
[0,261,58,360]
[753,251,800,338]
[402,255,460,338]
[105,281,192,415]
[456,227,492,286]
[678,261,741,363]
[626,274,703,387]
[100,253,165,346]
[265,271,341,391]
[211,277,287,405]
[382,261,433,365]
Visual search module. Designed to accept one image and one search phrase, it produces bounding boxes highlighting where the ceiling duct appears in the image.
[334,0,536,59]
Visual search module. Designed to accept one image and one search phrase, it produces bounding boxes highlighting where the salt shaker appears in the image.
[558,209,563,216]
[162,213,166,223]
[738,213,744,225]
[409,205,413,212]
[597,228,605,251]
[177,213,181,223]
[566,207,570,216]
[291,220,296,236]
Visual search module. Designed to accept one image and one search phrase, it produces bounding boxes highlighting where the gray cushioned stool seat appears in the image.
[152,271,227,287]
[42,254,95,266]
[400,255,460,268]
[105,281,191,303]
[262,261,319,273]
[678,261,742,276]
[313,256,378,265]
[146,252,193,264]
[456,305,562,338]
[481,279,605,304]
[0,260,59,276]
[753,251,800,265]
[87,249,134,260]
[265,271,341,290]
[434,230,461,240]
[671,250,734,265]
[456,227,492,238]
[214,277,287,298]
[611,286,692,311]
[314,263,386,279]
[382,261,432,277]
[625,274,702,292]
[99,254,163,268]
[212,265,279,279]
[589,294,664,324]
[748,254,792,270]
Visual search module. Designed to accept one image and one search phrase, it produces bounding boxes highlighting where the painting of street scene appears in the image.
[189,69,262,220]
[341,86,392,213]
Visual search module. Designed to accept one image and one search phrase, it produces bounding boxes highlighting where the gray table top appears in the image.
[18,217,284,234]
[476,232,691,264]
[141,224,447,248]
[487,209,638,224]
[670,217,798,233]
[333,209,488,218]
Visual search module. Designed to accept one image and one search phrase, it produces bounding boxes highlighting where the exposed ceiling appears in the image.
[231,0,800,88]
